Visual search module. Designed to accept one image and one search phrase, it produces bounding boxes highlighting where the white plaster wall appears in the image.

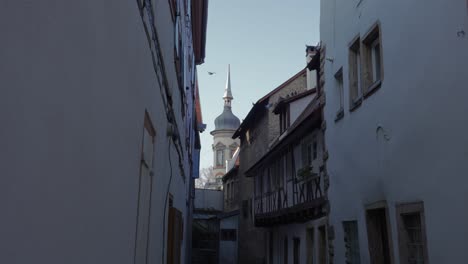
[320,0,468,263]
[194,189,224,211]
[0,1,195,263]
[306,69,317,90]
[219,214,239,264]
[289,94,314,124]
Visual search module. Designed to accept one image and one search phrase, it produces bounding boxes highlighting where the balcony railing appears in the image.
[254,167,326,226]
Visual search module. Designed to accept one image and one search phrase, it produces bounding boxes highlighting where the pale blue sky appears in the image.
[198,0,321,170]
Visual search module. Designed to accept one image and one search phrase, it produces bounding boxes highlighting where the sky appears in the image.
[197,0,321,171]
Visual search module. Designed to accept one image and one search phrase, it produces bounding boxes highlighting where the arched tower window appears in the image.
[216,149,225,167]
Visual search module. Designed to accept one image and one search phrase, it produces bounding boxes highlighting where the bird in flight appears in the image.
[208,72,216,75]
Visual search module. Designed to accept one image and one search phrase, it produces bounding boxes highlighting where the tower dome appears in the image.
[214,106,240,130]
[212,64,240,133]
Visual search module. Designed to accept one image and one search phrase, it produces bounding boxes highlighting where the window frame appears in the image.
[334,67,345,121]
[280,105,290,134]
[348,35,363,111]
[293,237,300,264]
[214,144,226,168]
[396,202,429,264]
[361,21,383,97]
[342,220,362,264]
[365,201,395,264]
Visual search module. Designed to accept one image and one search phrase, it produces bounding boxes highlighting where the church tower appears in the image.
[210,65,240,186]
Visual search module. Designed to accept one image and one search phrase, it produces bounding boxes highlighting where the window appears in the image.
[343,221,361,264]
[362,22,383,95]
[286,149,293,180]
[334,68,344,121]
[307,143,312,166]
[301,137,313,169]
[306,228,314,264]
[220,229,237,241]
[312,136,318,160]
[269,232,274,264]
[396,202,429,264]
[242,200,249,219]
[318,226,327,264]
[280,105,290,134]
[280,156,286,187]
[293,238,300,264]
[349,36,362,110]
[216,149,225,167]
[255,173,263,197]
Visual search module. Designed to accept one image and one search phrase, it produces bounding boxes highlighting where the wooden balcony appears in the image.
[254,168,326,227]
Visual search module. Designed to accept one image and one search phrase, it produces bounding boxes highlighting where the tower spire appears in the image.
[223,64,233,107]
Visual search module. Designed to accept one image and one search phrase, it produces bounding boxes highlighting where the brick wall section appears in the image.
[267,73,307,145]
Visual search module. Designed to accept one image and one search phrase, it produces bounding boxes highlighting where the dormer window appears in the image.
[279,105,290,134]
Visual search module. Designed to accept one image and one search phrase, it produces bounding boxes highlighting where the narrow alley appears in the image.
[1,1,467,264]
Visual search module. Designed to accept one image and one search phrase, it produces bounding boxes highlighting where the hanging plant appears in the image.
[297,165,315,180]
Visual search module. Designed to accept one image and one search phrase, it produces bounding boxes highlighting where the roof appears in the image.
[232,68,307,139]
[223,64,233,99]
[232,101,267,139]
[257,68,307,103]
[244,97,322,176]
[192,0,209,65]
[212,106,241,132]
[222,165,238,182]
[194,72,204,128]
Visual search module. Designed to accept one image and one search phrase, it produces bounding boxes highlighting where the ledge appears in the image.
[334,108,344,122]
[364,80,382,98]
[349,97,363,112]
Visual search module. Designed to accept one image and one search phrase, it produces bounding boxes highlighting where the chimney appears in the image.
[305,45,317,90]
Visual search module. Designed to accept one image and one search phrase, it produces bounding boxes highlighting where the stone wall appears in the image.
[268,72,307,144]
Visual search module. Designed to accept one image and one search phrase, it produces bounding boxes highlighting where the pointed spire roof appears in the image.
[223,64,233,100]
[211,64,240,134]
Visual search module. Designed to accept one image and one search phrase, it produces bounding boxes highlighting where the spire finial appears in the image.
[223,64,233,107]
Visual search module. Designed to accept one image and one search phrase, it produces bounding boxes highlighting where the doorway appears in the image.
[366,207,392,264]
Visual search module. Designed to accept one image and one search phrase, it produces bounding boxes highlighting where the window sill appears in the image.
[349,97,363,112]
[364,80,382,98]
[334,108,344,122]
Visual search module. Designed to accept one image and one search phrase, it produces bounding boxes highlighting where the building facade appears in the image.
[0,1,208,264]
[233,68,314,264]
[223,148,240,212]
[320,1,468,263]
[219,148,240,264]
[209,65,241,188]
